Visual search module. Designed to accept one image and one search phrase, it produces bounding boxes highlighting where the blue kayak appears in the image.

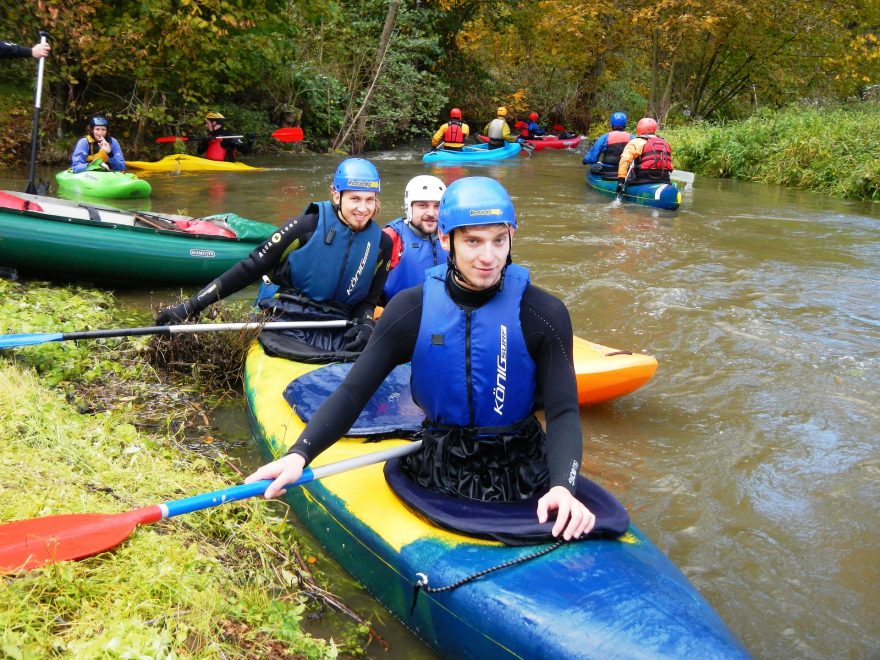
[586,170,681,211]
[244,343,749,659]
[423,142,521,164]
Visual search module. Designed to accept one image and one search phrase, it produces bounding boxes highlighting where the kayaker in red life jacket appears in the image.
[245,176,597,542]
[583,112,634,179]
[70,115,127,173]
[483,107,520,150]
[154,158,393,361]
[526,111,547,138]
[617,117,673,191]
[431,108,470,151]
[197,111,253,162]
[380,174,448,305]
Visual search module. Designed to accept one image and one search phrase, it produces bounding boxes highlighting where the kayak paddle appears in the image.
[0,320,351,350]
[0,441,422,573]
[155,127,304,144]
[24,31,49,195]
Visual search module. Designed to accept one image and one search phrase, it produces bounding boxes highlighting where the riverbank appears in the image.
[0,280,369,657]
[665,102,880,201]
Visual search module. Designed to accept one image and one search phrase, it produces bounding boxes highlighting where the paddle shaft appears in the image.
[0,320,352,350]
[156,128,303,144]
[161,441,422,518]
[25,32,48,195]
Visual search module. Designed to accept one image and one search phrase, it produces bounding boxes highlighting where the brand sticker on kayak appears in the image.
[190,248,216,258]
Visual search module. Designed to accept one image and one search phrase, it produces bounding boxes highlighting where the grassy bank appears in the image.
[665,103,880,201]
[0,280,367,658]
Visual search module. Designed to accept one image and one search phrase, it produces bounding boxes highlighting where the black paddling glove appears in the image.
[342,317,375,352]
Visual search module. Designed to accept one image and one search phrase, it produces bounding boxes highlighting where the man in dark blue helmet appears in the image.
[582,112,633,179]
[246,176,596,541]
[155,158,393,360]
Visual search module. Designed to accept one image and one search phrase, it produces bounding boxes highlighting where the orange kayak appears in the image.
[573,336,658,405]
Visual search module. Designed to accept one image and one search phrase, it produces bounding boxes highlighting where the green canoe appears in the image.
[55,169,152,200]
[0,190,277,287]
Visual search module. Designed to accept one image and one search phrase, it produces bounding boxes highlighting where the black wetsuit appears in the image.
[287,275,583,494]
[0,41,33,59]
[195,211,392,322]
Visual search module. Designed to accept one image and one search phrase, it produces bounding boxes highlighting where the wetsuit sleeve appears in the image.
[352,230,393,321]
[0,41,31,58]
[188,214,317,309]
[287,286,423,462]
[521,285,582,494]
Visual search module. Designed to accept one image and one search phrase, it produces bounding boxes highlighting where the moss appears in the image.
[0,280,369,657]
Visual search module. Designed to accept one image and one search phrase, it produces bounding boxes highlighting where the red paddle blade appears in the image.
[0,506,162,573]
[271,127,304,142]
[155,136,188,143]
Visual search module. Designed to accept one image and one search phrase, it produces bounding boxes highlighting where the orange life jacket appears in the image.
[443,120,465,145]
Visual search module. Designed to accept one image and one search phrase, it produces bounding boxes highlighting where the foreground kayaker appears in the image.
[70,116,126,173]
[197,111,252,162]
[583,111,633,178]
[155,158,392,360]
[380,174,448,304]
[246,176,596,540]
[617,117,674,191]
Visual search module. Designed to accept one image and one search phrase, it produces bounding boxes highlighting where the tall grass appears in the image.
[665,103,880,201]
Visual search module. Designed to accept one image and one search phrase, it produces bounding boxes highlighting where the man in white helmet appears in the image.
[380,175,448,304]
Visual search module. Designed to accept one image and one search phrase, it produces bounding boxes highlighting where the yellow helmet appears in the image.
[205,111,225,120]
[496,106,508,117]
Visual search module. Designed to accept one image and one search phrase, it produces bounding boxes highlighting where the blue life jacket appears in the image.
[383,218,447,300]
[258,200,381,305]
[411,263,536,428]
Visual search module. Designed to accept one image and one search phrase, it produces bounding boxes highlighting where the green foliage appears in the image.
[665,103,880,200]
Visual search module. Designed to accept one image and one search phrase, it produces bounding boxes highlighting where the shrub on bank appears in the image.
[665,103,880,201]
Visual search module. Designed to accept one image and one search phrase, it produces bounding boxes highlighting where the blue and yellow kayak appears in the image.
[423,142,521,164]
[55,169,152,200]
[586,170,681,211]
[244,342,747,659]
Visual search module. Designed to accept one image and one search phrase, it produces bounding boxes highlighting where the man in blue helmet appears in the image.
[70,115,127,173]
[155,158,393,361]
[582,112,633,179]
[246,176,596,542]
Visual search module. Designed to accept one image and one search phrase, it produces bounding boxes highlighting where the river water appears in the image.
[2,147,878,659]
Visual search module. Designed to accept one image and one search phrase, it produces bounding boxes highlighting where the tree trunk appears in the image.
[332,0,400,153]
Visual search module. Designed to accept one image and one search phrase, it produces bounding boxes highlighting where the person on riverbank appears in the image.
[483,107,519,150]
[526,111,547,138]
[197,111,252,162]
[617,117,673,191]
[70,115,126,173]
[431,108,469,151]
[245,176,596,541]
[381,175,447,304]
[0,39,50,59]
[155,158,393,361]
[583,112,633,179]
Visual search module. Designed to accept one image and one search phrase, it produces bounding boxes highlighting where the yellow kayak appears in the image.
[124,154,264,173]
[573,336,658,406]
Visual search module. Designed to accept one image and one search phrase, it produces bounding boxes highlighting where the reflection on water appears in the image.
[2,149,879,658]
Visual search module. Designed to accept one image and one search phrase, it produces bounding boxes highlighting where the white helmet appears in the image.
[404,175,446,222]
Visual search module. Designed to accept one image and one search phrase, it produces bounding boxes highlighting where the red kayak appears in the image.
[476,133,581,151]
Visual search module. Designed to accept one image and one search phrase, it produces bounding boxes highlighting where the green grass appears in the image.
[0,280,365,658]
[665,103,880,201]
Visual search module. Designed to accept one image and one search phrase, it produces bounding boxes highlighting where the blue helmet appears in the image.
[438,177,516,234]
[610,112,627,129]
[332,158,381,194]
[89,115,109,128]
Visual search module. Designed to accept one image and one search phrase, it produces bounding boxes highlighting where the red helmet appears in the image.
[450,107,462,120]
[636,117,658,136]
[529,112,538,121]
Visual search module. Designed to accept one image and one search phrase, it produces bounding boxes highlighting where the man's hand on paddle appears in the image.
[537,485,596,540]
[245,453,307,499]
